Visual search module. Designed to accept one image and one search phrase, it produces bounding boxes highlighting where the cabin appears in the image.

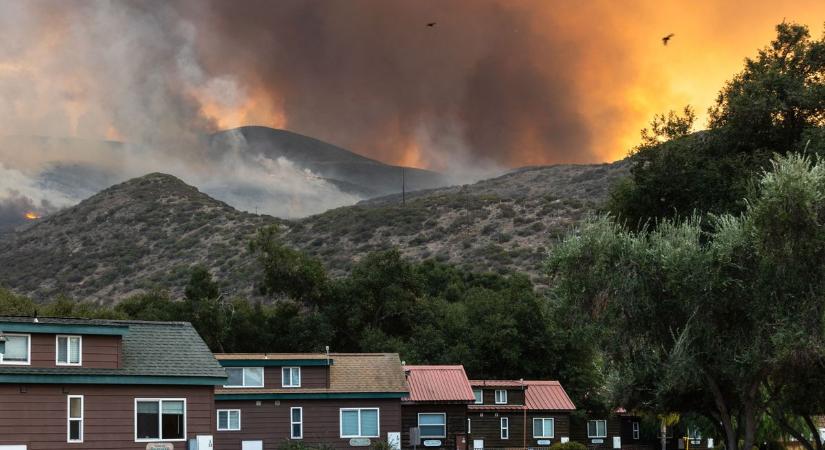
[401,365,475,450]
[571,409,641,450]
[466,380,576,450]
[213,352,408,450]
[0,316,226,450]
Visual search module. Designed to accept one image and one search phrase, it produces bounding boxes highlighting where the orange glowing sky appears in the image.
[1,1,824,170]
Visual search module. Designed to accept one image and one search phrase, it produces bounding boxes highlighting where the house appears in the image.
[401,365,475,450]
[467,380,576,449]
[0,316,226,450]
[213,352,408,450]
[571,408,644,450]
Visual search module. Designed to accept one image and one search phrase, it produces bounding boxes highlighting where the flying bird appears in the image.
[427,22,436,27]
[662,33,675,46]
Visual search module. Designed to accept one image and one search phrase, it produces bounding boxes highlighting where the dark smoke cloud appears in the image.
[0,190,56,231]
[182,0,622,168]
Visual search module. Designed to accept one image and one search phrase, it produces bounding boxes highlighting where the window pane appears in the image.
[161,402,184,440]
[361,410,378,437]
[137,402,160,439]
[291,368,301,386]
[58,337,68,363]
[293,424,302,437]
[69,420,81,440]
[245,367,263,387]
[229,411,240,430]
[546,419,554,437]
[420,414,445,426]
[598,421,606,436]
[69,337,80,364]
[4,335,28,361]
[420,425,445,437]
[341,410,359,436]
[292,408,302,422]
[69,397,82,418]
[226,368,243,386]
[534,419,543,436]
[218,411,228,430]
[474,390,482,403]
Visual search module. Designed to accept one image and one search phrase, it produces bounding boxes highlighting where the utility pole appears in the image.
[402,167,406,205]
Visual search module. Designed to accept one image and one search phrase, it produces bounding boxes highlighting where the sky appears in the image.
[0,0,823,222]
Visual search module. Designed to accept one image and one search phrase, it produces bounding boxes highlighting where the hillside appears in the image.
[0,173,278,302]
[0,161,628,302]
[285,162,629,284]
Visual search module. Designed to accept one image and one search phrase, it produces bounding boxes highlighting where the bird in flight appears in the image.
[662,33,675,46]
[427,22,436,27]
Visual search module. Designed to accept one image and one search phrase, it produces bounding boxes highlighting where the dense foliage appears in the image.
[610,23,825,227]
[550,154,825,450]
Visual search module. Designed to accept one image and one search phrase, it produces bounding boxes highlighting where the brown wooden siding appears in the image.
[466,411,571,449]
[401,403,468,450]
[260,366,328,389]
[0,384,215,450]
[214,398,402,450]
[474,389,525,406]
[28,333,121,369]
[570,415,622,450]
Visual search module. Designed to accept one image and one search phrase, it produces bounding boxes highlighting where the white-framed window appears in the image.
[56,335,82,366]
[494,389,507,404]
[224,367,264,388]
[588,420,607,438]
[282,367,301,388]
[340,408,380,438]
[291,407,303,439]
[533,418,555,438]
[633,422,640,440]
[467,418,472,434]
[67,395,84,443]
[418,413,446,438]
[135,398,186,442]
[0,333,30,365]
[473,389,483,404]
[500,417,509,439]
[217,409,241,431]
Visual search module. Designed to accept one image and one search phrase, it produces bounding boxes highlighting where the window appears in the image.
[217,409,241,431]
[633,422,640,440]
[340,408,380,438]
[57,335,82,366]
[533,418,555,438]
[282,367,301,388]
[67,395,83,443]
[291,407,303,439]
[494,389,507,404]
[500,417,509,440]
[588,420,607,438]
[418,413,446,438]
[473,389,483,404]
[0,334,30,365]
[135,399,186,442]
[467,418,472,434]
[224,367,264,388]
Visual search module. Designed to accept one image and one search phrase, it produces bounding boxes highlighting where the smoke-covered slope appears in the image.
[0,161,627,302]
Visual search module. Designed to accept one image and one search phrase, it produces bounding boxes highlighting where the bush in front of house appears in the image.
[549,441,587,450]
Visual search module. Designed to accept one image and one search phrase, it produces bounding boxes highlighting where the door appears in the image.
[242,441,263,450]
[473,439,484,450]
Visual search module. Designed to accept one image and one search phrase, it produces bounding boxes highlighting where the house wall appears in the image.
[27,333,121,369]
[401,403,468,450]
[0,383,215,450]
[570,415,622,449]
[466,410,571,449]
[260,365,328,389]
[214,398,402,450]
[473,388,525,406]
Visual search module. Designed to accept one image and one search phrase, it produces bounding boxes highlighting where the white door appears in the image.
[242,441,263,450]
[473,439,484,450]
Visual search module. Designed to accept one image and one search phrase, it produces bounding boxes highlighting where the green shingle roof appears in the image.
[0,317,226,384]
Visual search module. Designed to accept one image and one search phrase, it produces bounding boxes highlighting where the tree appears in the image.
[610,23,825,227]
[249,226,328,304]
[550,154,825,450]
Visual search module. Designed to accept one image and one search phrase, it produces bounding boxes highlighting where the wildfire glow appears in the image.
[24,212,39,220]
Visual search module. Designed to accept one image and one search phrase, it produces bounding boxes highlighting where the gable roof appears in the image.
[0,317,225,384]
[469,380,576,411]
[403,365,475,403]
[215,353,408,397]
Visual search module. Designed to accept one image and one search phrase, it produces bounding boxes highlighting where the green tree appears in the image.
[249,226,328,304]
[611,23,825,227]
[551,154,825,450]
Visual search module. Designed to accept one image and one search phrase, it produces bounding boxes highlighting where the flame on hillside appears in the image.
[24,211,40,220]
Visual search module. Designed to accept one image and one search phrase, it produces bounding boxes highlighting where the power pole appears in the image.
[402,167,406,205]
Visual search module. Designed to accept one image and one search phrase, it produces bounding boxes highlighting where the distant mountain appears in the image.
[208,127,448,197]
[0,161,628,302]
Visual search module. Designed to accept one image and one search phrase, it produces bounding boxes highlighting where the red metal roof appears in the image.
[468,380,576,411]
[403,365,475,402]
